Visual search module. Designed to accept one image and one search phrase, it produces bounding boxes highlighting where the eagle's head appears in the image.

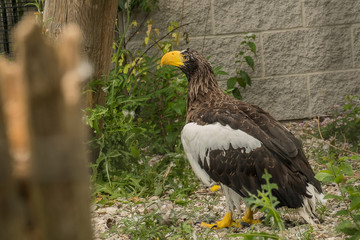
[161,49,210,79]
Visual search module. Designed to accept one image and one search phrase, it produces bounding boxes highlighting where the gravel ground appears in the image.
[91,119,349,239]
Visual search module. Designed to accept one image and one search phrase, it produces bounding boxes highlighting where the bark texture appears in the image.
[43,0,118,108]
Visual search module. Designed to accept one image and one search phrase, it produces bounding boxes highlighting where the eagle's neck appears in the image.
[186,63,224,118]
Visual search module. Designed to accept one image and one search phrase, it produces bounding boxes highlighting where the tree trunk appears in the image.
[43,0,118,161]
[43,0,118,109]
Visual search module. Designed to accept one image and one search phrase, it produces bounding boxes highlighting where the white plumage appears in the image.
[181,122,262,186]
[181,122,262,166]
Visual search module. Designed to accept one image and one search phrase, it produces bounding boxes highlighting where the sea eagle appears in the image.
[160,49,324,228]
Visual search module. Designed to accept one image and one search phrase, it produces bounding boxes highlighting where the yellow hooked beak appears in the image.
[160,51,185,67]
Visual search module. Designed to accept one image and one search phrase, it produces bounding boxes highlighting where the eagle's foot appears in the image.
[241,208,261,225]
[200,211,236,229]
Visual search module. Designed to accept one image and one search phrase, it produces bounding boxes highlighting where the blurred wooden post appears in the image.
[0,16,93,239]
[0,66,22,240]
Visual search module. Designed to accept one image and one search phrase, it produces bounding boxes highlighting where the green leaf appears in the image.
[240,70,252,86]
[347,178,357,184]
[344,103,353,110]
[354,213,360,224]
[334,174,344,184]
[247,41,257,55]
[341,162,354,176]
[216,70,228,76]
[232,88,242,100]
[349,232,360,240]
[335,209,349,216]
[238,51,245,56]
[227,77,238,89]
[171,102,184,115]
[154,185,163,196]
[324,194,342,200]
[236,77,247,88]
[244,56,255,71]
[350,195,360,211]
[336,220,359,235]
[174,199,188,206]
[315,171,334,182]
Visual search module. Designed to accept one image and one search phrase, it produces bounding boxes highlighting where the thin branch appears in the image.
[114,22,192,96]
[202,2,211,54]
[179,0,185,47]
[126,22,192,77]
[124,12,150,47]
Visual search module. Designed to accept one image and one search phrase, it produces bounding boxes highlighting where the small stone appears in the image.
[148,196,159,201]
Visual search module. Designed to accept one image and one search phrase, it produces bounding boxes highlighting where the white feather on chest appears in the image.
[181,122,262,185]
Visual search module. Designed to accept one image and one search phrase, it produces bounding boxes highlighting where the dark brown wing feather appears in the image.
[189,98,321,208]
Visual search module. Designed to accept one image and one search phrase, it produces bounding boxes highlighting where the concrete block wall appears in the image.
[130,0,360,120]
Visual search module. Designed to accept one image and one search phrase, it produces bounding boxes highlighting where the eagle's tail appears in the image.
[297,184,326,225]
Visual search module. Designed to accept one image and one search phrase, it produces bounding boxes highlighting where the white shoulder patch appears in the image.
[181,122,262,185]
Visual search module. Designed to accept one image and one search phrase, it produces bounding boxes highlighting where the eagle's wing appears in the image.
[200,102,301,158]
[182,101,321,208]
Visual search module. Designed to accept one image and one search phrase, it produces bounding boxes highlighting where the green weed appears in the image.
[315,154,360,239]
[86,0,197,203]
[225,33,257,100]
[317,95,360,153]
[231,170,285,239]
[312,95,360,239]
[300,225,315,240]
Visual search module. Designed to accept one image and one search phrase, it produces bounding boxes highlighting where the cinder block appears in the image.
[263,26,352,76]
[309,70,360,116]
[241,76,310,120]
[180,35,263,80]
[304,0,360,26]
[126,0,212,42]
[353,25,360,68]
[213,0,302,34]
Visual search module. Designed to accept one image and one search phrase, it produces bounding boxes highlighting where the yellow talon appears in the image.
[201,212,236,229]
[210,184,221,192]
[200,208,261,230]
[241,208,261,225]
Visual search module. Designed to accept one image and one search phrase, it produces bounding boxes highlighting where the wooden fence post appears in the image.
[0,63,23,240]
[0,16,93,239]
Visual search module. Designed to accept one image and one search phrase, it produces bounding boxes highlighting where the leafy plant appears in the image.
[85,0,198,202]
[231,170,285,239]
[89,53,194,200]
[318,95,360,153]
[225,33,257,100]
[25,0,45,25]
[315,155,360,239]
[301,225,315,240]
